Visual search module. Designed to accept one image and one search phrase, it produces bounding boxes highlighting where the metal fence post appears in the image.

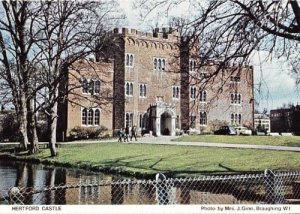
[155,173,169,205]
[264,169,284,204]
[8,187,23,205]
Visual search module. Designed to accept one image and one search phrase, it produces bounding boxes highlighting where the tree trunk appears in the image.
[19,96,29,151]
[49,91,58,157]
[28,98,39,154]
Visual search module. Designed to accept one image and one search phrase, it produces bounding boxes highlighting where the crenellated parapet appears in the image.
[109,27,180,43]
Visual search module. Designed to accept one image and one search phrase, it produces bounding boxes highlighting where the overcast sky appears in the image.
[118,0,300,112]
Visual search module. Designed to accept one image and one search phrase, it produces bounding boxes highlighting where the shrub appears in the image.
[69,126,108,140]
[0,113,20,142]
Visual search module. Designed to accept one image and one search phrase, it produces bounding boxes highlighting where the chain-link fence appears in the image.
[1,169,300,205]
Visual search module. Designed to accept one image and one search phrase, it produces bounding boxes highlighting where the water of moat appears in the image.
[0,159,132,204]
[0,159,250,204]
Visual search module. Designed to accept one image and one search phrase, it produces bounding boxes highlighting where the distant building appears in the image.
[254,113,270,133]
[270,105,300,134]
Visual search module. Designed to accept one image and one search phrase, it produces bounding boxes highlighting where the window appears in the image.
[82,108,87,125]
[82,79,100,95]
[190,116,196,128]
[153,57,166,71]
[88,109,93,125]
[125,112,134,127]
[190,86,196,99]
[82,79,89,94]
[230,76,241,82]
[94,81,100,94]
[162,59,166,71]
[200,112,207,125]
[189,59,196,72]
[231,113,242,126]
[126,53,134,67]
[88,80,94,95]
[125,82,134,96]
[94,109,100,125]
[172,86,180,99]
[200,90,207,102]
[139,84,147,98]
[82,108,101,126]
[230,93,242,104]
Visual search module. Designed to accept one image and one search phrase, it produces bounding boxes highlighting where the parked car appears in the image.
[235,126,252,135]
[214,126,237,135]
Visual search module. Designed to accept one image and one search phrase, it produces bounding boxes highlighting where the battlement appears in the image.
[110,27,180,41]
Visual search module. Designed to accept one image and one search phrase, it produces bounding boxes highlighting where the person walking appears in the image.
[118,128,124,142]
[124,126,129,142]
[131,125,137,141]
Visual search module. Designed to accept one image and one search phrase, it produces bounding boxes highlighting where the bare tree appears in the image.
[0,1,124,155]
[135,0,300,82]
[0,1,42,152]
[32,1,124,156]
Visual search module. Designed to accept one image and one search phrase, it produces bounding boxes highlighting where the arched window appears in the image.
[88,109,93,125]
[189,61,193,71]
[82,79,88,94]
[231,113,234,125]
[158,59,161,71]
[203,91,207,102]
[234,94,238,104]
[130,83,133,95]
[231,94,234,104]
[139,84,143,97]
[126,113,129,127]
[162,59,166,71]
[176,87,179,98]
[89,80,94,95]
[139,114,143,128]
[237,94,241,104]
[94,109,100,125]
[200,112,207,125]
[154,58,157,70]
[129,54,134,66]
[238,114,242,125]
[143,84,147,97]
[193,61,196,71]
[126,83,129,95]
[82,108,87,125]
[94,81,100,94]
[126,54,129,66]
[235,113,238,125]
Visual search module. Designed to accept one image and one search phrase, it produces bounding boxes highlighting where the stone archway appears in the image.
[160,112,172,135]
[148,102,176,136]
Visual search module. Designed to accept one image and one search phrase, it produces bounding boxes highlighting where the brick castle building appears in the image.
[58,28,254,140]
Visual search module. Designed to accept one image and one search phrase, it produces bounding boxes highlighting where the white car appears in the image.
[235,127,252,135]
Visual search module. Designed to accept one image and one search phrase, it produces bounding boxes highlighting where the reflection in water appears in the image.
[0,160,259,205]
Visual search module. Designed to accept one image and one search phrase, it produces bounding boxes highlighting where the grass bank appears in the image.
[174,135,300,147]
[1,142,300,178]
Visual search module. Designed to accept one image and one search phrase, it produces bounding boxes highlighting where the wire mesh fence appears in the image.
[1,169,300,205]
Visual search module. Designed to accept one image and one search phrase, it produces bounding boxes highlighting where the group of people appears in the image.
[118,125,137,142]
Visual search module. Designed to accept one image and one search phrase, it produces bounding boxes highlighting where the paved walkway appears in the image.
[2,136,300,152]
[123,136,300,152]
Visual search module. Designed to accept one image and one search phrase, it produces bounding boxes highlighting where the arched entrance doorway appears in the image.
[160,112,172,135]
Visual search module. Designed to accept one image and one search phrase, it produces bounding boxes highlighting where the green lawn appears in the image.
[174,135,300,147]
[5,142,300,177]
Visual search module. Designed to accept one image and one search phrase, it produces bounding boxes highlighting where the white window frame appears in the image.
[172,86,180,99]
[139,83,147,98]
[153,57,166,71]
[200,90,207,103]
[200,112,207,126]
[81,108,101,127]
[125,81,134,96]
[125,53,134,68]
